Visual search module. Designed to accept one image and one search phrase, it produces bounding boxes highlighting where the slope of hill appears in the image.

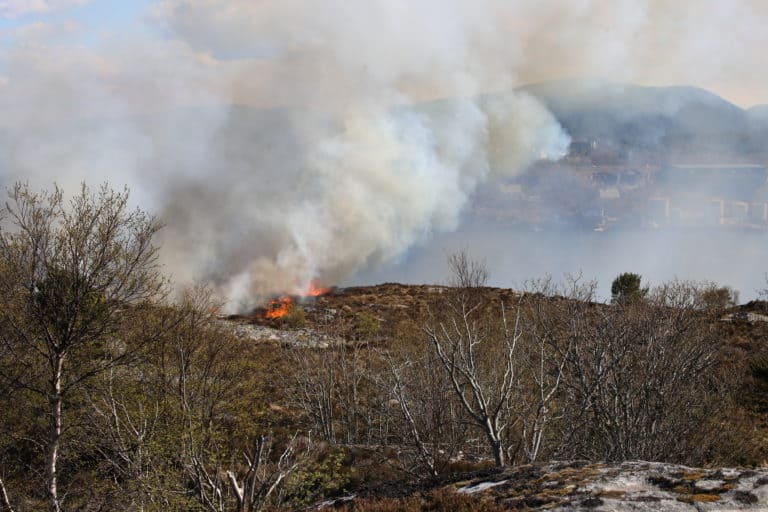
[516,80,766,164]
[748,104,768,122]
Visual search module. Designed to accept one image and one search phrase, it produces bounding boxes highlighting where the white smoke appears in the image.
[0,0,766,310]
[151,0,573,310]
[211,98,568,308]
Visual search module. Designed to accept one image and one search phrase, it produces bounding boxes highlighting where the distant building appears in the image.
[656,164,768,202]
[650,164,768,227]
[709,199,725,225]
[725,201,750,225]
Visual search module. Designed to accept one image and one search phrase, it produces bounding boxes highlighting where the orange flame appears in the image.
[265,296,293,319]
[306,279,331,297]
[260,280,330,320]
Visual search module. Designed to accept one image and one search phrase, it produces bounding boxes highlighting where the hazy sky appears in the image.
[1,0,766,108]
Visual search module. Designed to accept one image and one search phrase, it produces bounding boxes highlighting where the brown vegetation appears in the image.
[0,183,767,511]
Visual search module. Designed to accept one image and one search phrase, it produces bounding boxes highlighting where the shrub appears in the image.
[356,311,381,340]
[286,447,349,506]
[286,304,308,328]
[610,272,648,304]
[699,285,739,309]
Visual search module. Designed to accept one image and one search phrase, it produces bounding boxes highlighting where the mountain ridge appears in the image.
[512,80,768,164]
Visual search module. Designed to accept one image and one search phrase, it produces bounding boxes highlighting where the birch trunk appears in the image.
[47,354,64,512]
[0,476,15,512]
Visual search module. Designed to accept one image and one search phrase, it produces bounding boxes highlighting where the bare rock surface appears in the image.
[722,311,768,323]
[461,461,768,511]
[320,461,768,511]
[215,319,343,347]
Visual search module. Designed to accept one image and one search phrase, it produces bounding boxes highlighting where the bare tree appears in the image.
[556,280,731,462]
[0,183,165,511]
[88,366,168,510]
[503,275,592,463]
[651,278,739,310]
[289,343,393,446]
[226,434,311,512]
[289,346,338,443]
[422,256,584,467]
[447,250,489,289]
[167,288,244,511]
[424,253,523,466]
[385,355,438,475]
[382,344,471,476]
[180,431,312,512]
[287,312,391,448]
[515,317,571,462]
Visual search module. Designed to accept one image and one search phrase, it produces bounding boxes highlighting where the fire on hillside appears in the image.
[259,279,332,320]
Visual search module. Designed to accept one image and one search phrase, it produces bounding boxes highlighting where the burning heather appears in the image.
[306,280,332,298]
[264,297,293,320]
[257,280,332,320]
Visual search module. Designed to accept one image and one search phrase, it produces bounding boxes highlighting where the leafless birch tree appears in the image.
[424,252,523,466]
[556,281,730,462]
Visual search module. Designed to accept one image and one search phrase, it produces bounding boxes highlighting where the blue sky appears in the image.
[0,0,156,41]
[60,1,154,30]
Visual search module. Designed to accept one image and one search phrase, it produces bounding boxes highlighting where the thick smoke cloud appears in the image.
[0,1,766,309]
[152,0,572,309]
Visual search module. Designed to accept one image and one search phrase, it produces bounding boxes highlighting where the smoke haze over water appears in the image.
[356,226,768,303]
[0,1,767,309]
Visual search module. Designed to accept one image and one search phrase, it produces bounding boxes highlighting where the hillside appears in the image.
[215,283,768,510]
[228,283,768,351]
[5,272,768,510]
[517,80,768,164]
[748,104,768,122]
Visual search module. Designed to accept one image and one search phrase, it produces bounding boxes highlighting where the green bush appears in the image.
[286,447,349,506]
[355,311,381,340]
[611,272,648,304]
[286,304,308,328]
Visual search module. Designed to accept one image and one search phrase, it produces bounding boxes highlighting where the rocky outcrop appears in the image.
[321,461,768,511]
[456,461,768,510]
[216,320,343,347]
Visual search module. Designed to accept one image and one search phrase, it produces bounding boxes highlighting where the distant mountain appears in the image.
[516,80,766,164]
[748,104,768,122]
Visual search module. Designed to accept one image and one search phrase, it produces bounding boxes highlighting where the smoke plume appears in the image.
[0,1,766,309]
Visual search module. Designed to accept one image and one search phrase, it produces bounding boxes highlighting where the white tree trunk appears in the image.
[0,476,15,512]
[47,355,64,512]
